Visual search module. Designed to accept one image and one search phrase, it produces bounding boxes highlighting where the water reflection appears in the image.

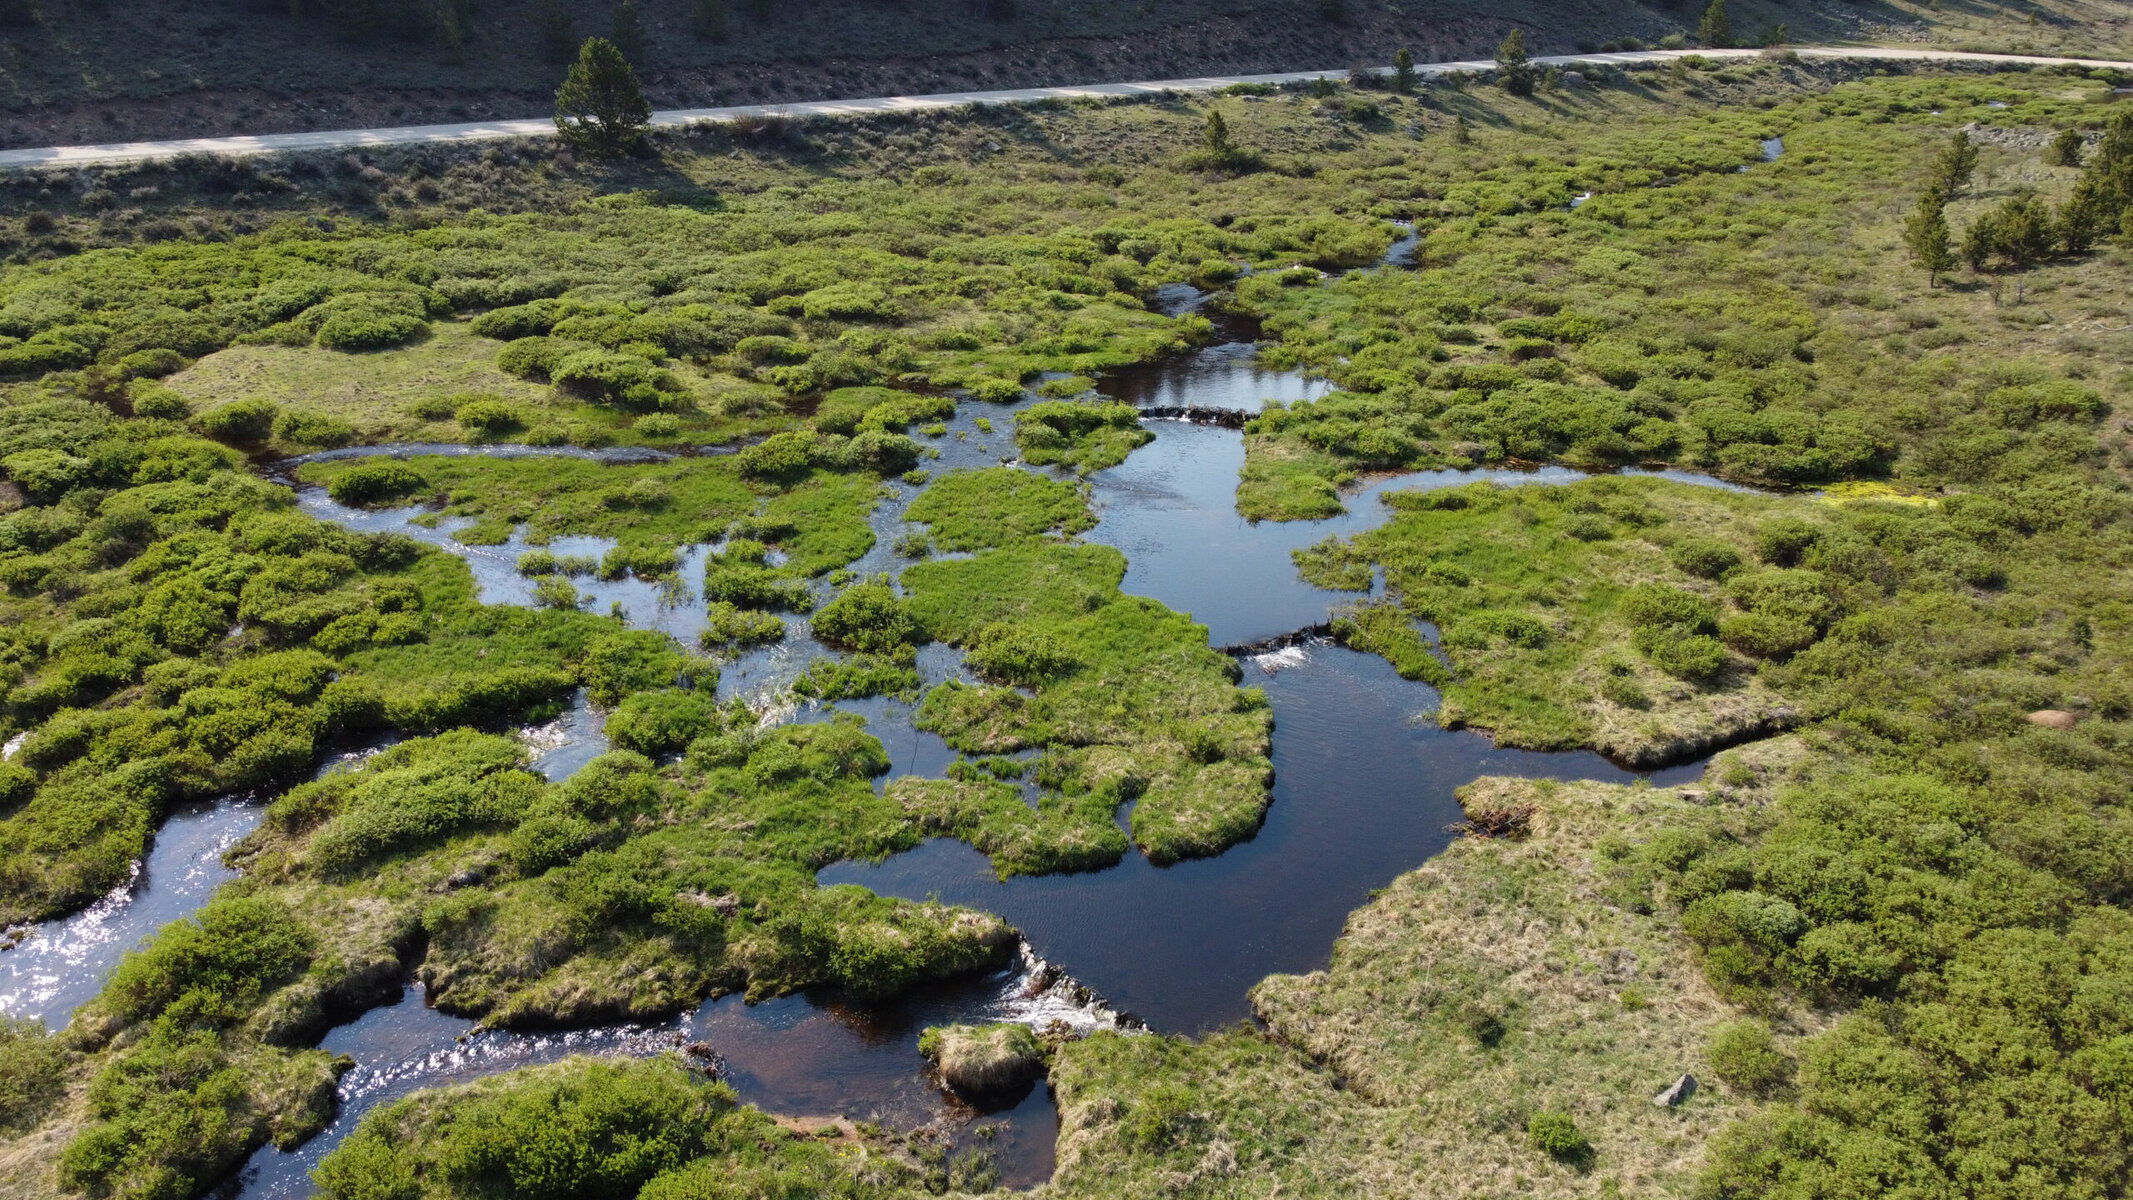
[823,641,1704,1033]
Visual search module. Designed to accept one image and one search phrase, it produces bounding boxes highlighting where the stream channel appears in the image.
[3,240,1770,1194]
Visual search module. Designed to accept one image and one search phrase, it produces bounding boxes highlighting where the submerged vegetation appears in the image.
[0,50,2131,1200]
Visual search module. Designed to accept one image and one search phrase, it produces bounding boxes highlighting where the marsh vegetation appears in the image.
[0,51,2130,1200]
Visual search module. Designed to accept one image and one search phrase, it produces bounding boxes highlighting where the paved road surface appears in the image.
[2,46,2127,170]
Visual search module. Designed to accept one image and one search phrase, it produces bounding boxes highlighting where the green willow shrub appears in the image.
[0,1017,63,1133]
[307,293,431,352]
[968,377,1024,403]
[197,398,279,444]
[1726,569,1836,631]
[1719,612,1818,659]
[1527,1111,1590,1160]
[496,336,586,381]
[1621,583,1719,634]
[1707,1019,1792,1094]
[312,1058,900,1200]
[454,397,519,435]
[130,384,193,422]
[61,1024,338,1199]
[1669,538,1744,580]
[116,348,187,379]
[733,430,816,479]
[605,689,723,756]
[551,349,672,407]
[102,894,314,1024]
[273,409,358,448]
[326,463,428,506]
[699,602,784,648]
[825,430,922,476]
[1015,400,1152,473]
[1754,518,1823,566]
[811,579,920,655]
[1683,890,1807,994]
[1,449,93,501]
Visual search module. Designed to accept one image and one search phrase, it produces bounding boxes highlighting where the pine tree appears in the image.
[555,37,653,159]
[1394,48,1417,94]
[1497,29,1534,97]
[535,0,576,64]
[2081,111,2133,221]
[2059,175,2107,254]
[1960,217,1996,273]
[1496,28,1528,70]
[610,0,647,62]
[1990,192,2057,266]
[1928,130,1979,198]
[1204,110,1234,157]
[1698,0,1732,49]
[2045,128,2084,168]
[1902,193,1955,285]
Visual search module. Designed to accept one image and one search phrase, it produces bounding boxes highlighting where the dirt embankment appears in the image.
[0,7,1514,149]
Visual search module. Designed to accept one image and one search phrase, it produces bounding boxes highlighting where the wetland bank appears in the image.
[3,50,2133,1200]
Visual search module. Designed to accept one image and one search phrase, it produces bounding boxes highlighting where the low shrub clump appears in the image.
[326,462,429,506]
[312,1057,932,1200]
[810,578,921,655]
[1526,1111,1590,1161]
[1014,401,1152,474]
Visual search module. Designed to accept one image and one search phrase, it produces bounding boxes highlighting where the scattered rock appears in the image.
[1653,1073,1697,1107]
[2027,709,2079,730]
[920,1022,1045,1098]
[1022,960,1060,996]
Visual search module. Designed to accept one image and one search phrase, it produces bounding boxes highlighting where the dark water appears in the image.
[1105,337,1331,412]
[824,642,1702,1033]
[0,741,388,1029]
[224,947,1088,1196]
[0,796,259,1028]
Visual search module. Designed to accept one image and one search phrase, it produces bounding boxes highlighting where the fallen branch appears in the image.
[1452,803,1537,839]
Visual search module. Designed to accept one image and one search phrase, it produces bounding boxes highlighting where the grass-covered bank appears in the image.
[1049,765,1817,1200]
[306,1055,989,1200]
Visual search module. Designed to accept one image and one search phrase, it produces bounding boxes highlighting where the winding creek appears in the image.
[3,194,1786,1193]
